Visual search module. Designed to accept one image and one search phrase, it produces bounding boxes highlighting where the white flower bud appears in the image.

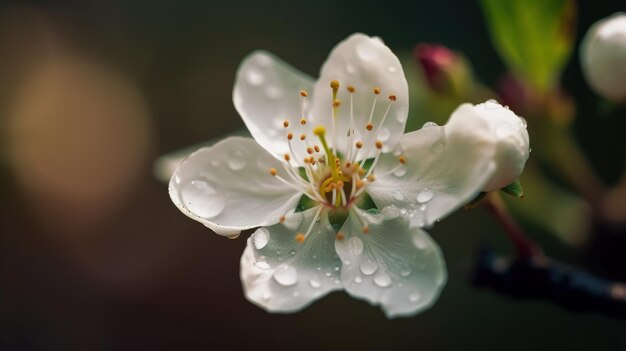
[450,100,530,191]
[580,12,626,103]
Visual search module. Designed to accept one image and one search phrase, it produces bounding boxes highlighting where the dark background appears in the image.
[1,0,625,350]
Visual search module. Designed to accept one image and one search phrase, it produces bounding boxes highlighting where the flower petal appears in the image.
[240,207,343,313]
[309,33,409,159]
[366,110,497,227]
[335,209,447,318]
[169,137,302,238]
[233,51,315,164]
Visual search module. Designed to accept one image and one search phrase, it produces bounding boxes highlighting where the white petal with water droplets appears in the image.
[367,108,497,227]
[233,51,315,164]
[169,137,301,237]
[240,208,342,313]
[335,209,447,318]
[309,33,409,159]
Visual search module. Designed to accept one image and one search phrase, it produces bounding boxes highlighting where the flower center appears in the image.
[267,79,408,241]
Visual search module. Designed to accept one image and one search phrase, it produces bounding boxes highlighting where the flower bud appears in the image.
[450,100,530,191]
[414,44,472,97]
[580,12,626,103]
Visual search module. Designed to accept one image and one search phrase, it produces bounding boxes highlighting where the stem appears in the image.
[483,192,542,259]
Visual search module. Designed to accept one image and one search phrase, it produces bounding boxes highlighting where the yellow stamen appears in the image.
[307,147,314,154]
[283,120,289,128]
[366,122,373,131]
[333,99,341,107]
[300,118,307,125]
[336,232,345,241]
[398,156,407,164]
[355,141,363,149]
[362,226,370,234]
[314,145,320,153]
[300,90,308,97]
[284,154,291,162]
[367,174,376,182]
[287,132,293,140]
[269,168,278,176]
[373,87,381,95]
[388,94,397,102]
[347,85,355,93]
[300,134,306,141]
[295,233,305,243]
[375,141,383,149]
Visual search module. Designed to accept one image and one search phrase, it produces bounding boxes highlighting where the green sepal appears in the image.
[295,194,317,212]
[501,179,524,198]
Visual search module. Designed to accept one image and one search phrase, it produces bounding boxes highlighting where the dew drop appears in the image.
[485,99,500,109]
[228,151,247,170]
[416,188,434,204]
[360,259,378,275]
[381,205,400,220]
[246,68,265,86]
[393,191,404,201]
[354,275,363,283]
[309,279,321,288]
[282,213,303,231]
[413,236,428,250]
[495,122,513,139]
[255,259,270,270]
[377,127,390,141]
[356,43,380,61]
[334,266,340,271]
[388,65,398,73]
[518,116,527,128]
[421,121,438,129]
[396,112,407,123]
[180,179,225,219]
[419,204,427,211]
[374,274,391,288]
[347,236,364,255]
[409,292,421,302]
[325,272,332,277]
[392,165,407,177]
[400,268,412,277]
[253,228,270,250]
[262,291,271,300]
[273,265,298,286]
[430,141,444,154]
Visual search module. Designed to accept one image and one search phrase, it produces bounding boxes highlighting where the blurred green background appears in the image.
[1,0,625,350]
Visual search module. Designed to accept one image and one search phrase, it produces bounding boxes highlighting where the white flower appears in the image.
[448,100,530,191]
[168,34,500,318]
[581,12,626,103]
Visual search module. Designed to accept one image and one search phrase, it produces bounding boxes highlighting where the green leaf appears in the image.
[501,179,524,198]
[480,0,576,91]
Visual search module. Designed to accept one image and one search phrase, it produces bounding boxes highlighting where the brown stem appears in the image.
[483,192,542,259]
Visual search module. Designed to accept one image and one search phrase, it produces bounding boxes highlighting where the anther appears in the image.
[388,94,397,102]
[314,145,320,152]
[283,120,290,128]
[330,80,340,91]
[300,90,308,97]
[366,122,373,131]
[287,132,293,140]
[336,180,344,188]
[345,162,351,168]
[347,85,355,93]
[307,147,314,154]
[373,87,381,95]
[300,134,306,141]
[358,168,366,176]
[362,226,370,234]
[355,141,363,149]
[375,141,383,149]
[367,175,376,182]
[269,168,278,176]
[279,216,286,223]
[284,154,291,162]
[295,233,305,243]
[336,232,345,241]
[355,180,365,189]
[398,156,407,164]
[300,118,307,125]
[313,125,326,136]
[333,99,341,107]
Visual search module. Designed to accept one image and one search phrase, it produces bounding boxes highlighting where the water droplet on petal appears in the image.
[392,165,407,177]
[422,121,438,129]
[400,268,412,277]
[309,279,321,288]
[255,259,270,270]
[416,188,434,204]
[282,213,303,231]
[393,191,404,201]
[360,259,378,275]
[374,274,391,288]
[354,275,363,283]
[228,151,247,170]
[413,236,428,250]
[246,68,265,86]
[262,291,271,300]
[347,236,364,255]
[518,116,527,128]
[273,265,298,286]
[388,65,398,73]
[396,112,407,123]
[409,292,421,302]
[356,43,380,61]
[381,205,400,220]
[430,141,444,154]
[180,179,225,219]
[419,204,427,211]
[378,127,390,141]
[485,99,499,109]
[253,228,270,250]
